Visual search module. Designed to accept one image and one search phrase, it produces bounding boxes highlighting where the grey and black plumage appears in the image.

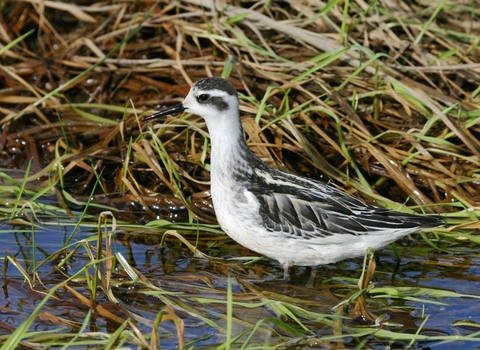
[146,77,444,279]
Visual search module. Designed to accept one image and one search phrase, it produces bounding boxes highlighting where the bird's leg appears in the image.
[305,268,317,288]
[282,264,291,280]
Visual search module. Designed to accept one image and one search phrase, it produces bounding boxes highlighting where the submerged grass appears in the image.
[1,0,480,348]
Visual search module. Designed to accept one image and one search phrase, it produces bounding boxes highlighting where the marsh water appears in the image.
[1,200,480,348]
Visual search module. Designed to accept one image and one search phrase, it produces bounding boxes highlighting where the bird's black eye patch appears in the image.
[197,94,210,102]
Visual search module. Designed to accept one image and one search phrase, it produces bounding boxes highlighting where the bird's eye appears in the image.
[197,94,209,102]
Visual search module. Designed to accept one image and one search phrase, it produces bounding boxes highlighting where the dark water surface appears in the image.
[1,218,480,348]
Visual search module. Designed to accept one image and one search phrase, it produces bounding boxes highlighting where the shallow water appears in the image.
[1,217,480,348]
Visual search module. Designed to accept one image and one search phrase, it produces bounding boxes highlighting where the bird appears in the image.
[145,77,445,279]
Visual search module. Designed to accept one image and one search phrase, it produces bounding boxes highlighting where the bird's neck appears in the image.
[205,115,255,183]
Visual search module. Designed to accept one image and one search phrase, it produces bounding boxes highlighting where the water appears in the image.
[1,215,480,348]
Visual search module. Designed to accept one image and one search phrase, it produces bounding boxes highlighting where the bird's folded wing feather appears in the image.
[248,174,424,241]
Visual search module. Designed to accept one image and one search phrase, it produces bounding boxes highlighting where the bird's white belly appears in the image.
[211,185,275,253]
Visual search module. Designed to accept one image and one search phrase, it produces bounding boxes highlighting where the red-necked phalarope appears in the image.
[145,77,444,279]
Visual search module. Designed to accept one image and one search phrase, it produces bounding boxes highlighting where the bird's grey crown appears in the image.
[191,78,238,112]
[193,77,237,96]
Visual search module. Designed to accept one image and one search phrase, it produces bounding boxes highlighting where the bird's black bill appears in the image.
[144,103,185,121]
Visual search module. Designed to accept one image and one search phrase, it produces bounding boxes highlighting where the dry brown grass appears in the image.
[2,1,479,227]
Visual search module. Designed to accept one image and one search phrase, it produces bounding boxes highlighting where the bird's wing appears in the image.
[247,169,426,241]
